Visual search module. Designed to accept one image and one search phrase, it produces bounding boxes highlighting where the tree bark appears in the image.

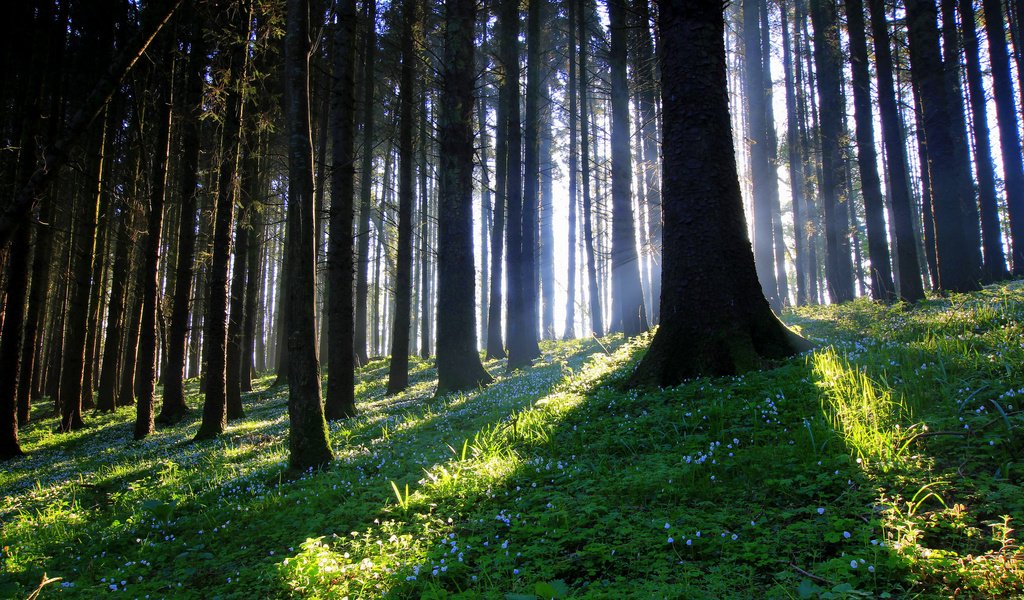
[135,46,173,441]
[844,0,896,301]
[326,0,358,420]
[809,0,856,303]
[905,0,981,292]
[580,0,603,337]
[983,0,1024,276]
[354,0,377,366]
[436,0,494,394]
[387,0,418,395]
[867,0,925,301]
[284,0,333,471]
[960,0,1008,282]
[194,12,248,440]
[609,0,648,336]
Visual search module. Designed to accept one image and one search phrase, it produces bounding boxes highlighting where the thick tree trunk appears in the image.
[284,0,333,471]
[436,0,494,394]
[0,225,30,458]
[845,0,896,301]
[631,0,809,388]
[609,0,647,335]
[326,0,358,421]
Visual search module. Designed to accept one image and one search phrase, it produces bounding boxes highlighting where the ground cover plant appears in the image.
[2,282,1024,598]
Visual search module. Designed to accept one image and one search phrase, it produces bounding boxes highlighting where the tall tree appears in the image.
[326,0,359,420]
[960,0,1009,281]
[983,0,1024,276]
[634,0,661,323]
[780,0,809,305]
[743,0,781,309]
[159,12,206,425]
[867,0,925,301]
[564,0,579,339]
[284,0,333,470]
[485,6,508,360]
[609,0,648,335]
[630,0,809,388]
[194,6,249,440]
[905,0,981,292]
[809,0,856,303]
[134,37,174,440]
[579,0,603,337]
[435,0,494,393]
[354,0,377,366]
[844,0,896,301]
[387,0,418,395]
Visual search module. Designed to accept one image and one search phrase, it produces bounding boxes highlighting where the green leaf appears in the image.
[797,578,819,599]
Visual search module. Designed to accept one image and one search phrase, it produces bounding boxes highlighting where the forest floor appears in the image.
[3,283,1024,599]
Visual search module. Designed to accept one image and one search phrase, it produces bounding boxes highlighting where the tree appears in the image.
[194,6,249,440]
[579,0,603,337]
[630,0,809,388]
[844,0,896,301]
[609,0,648,335]
[284,0,333,470]
[743,0,781,309]
[435,0,494,394]
[564,0,579,339]
[809,0,855,303]
[326,0,359,420]
[134,37,174,440]
[904,0,981,292]
[354,0,378,367]
[983,0,1024,276]
[960,0,1009,282]
[866,0,925,301]
[387,0,418,395]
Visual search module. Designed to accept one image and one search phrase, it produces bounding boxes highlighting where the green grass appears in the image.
[3,283,1024,598]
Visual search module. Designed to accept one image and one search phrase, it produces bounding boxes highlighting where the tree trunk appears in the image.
[284,0,333,471]
[983,0,1024,276]
[564,0,579,339]
[809,0,856,303]
[905,0,981,292]
[608,0,648,335]
[486,12,508,359]
[159,12,206,425]
[540,76,556,341]
[634,0,661,323]
[780,0,808,305]
[867,0,925,301]
[134,46,173,441]
[195,15,248,440]
[387,0,417,395]
[354,0,377,367]
[436,0,494,394]
[0,224,30,458]
[844,0,896,301]
[743,0,782,309]
[580,0,602,337]
[326,0,358,421]
[631,0,809,388]
[960,0,1009,282]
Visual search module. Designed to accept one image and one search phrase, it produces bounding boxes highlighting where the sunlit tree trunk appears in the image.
[579,0,602,337]
[354,0,377,367]
[630,0,809,388]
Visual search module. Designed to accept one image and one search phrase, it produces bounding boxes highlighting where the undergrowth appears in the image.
[2,282,1023,598]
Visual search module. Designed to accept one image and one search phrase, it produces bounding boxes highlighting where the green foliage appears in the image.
[3,285,1024,597]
